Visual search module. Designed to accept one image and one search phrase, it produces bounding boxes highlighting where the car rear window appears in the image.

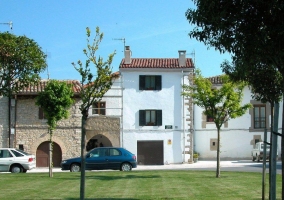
[11,150,25,157]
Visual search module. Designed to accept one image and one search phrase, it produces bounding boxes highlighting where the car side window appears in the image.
[0,150,13,158]
[11,150,24,157]
[109,149,121,156]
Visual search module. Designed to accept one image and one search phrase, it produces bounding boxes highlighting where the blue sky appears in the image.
[0,0,231,80]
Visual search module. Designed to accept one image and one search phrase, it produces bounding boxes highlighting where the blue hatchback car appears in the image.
[61,147,137,172]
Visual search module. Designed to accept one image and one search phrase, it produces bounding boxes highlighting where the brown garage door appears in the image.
[36,141,62,167]
[137,141,163,165]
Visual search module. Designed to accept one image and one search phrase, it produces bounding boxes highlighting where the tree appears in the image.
[0,32,47,97]
[72,27,115,200]
[186,1,284,196]
[35,80,74,177]
[182,69,251,177]
[221,59,284,198]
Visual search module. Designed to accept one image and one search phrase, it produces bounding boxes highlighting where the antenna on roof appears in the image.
[0,21,13,32]
[46,51,51,79]
[187,49,195,66]
[113,38,126,52]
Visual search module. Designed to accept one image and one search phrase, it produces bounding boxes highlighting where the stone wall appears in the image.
[15,96,82,159]
[15,96,121,160]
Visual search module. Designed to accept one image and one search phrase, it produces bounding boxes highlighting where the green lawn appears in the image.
[0,170,281,200]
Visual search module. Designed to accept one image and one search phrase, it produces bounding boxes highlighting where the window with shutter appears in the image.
[139,75,162,90]
[139,110,162,126]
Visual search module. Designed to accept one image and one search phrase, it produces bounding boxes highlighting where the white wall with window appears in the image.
[193,85,283,159]
[88,75,122,117]
[121,69,192,164]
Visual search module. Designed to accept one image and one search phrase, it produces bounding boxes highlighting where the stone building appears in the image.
[0,76,122,167]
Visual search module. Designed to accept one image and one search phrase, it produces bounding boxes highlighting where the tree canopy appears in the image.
[35,79,74,177]
[0,32,47,96]
[72,26,116,200]
[182,69,251,177]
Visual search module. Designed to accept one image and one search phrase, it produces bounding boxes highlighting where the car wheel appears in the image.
[70,163,81,172]
[121,163,132,171]
[11,165,23,173]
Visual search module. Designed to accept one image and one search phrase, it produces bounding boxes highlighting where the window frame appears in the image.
[92,102,106,115]
[139,110,162,126]
[253,104,266,129]
[139,75,162,90]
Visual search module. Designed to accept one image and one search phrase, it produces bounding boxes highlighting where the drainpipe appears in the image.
[121,74,124,148]
[182,70,185,163]
[14,95,17,148]
[8,96,11,147]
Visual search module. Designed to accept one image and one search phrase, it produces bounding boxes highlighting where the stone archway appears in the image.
[85,116,120,149]
[36,141,62,167]
[86,134,112,151]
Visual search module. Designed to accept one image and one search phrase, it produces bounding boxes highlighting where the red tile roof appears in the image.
[207,75,223,84]
[17,80,81,95]
[16,71,121,95]
[119,58,194,69]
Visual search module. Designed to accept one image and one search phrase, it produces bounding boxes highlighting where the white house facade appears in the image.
[119,46,195,164]
[193,76,283,160]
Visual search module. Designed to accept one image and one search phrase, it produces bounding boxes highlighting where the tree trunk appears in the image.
[282,99,284,200]
[80,109,88,200]
[269,103,274,198]
[49,129,53,178]
[216,128,221,178]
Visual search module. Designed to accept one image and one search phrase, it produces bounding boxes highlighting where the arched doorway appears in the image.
[86,134,112,151]
[36,141,62,167]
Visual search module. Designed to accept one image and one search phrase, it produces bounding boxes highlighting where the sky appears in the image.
[0,0,231,80]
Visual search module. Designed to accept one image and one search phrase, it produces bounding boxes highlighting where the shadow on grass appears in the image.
[54,173,161,181]
[65,198,173,200]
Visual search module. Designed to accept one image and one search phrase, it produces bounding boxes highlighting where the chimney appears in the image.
[178,50,186,67]
[124,46,131,64]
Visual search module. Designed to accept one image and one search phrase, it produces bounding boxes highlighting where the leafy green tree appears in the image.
[72,27,115,200]
[186,1,284,194]
[35,80,74,177]
[182,69,251,177]
[0,32,47,97]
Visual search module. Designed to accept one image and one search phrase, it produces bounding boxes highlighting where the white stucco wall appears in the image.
[193,85,283,159]
[121,69,193,164]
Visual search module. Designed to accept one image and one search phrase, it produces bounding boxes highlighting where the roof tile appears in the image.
[119,58,194,69]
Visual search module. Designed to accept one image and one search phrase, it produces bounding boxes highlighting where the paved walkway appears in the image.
[28,160,265,173]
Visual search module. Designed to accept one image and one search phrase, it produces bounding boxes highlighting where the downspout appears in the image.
[8,96,11,147]
[182,70,185,163]
[14,95,17,148]
[121,74,124,148]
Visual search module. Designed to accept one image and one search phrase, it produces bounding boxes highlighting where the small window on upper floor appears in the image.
[92,102,106,115]
[139,75,162,90]
[39,107,46,119]
[139,110,162,126]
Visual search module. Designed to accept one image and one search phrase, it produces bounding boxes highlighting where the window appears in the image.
[207,115,214,122]
[92,102,106,115]
[109,148,121,156]
[39,107,46,119]
[0,150,12,158]
[139,75,161,90]
[254,105,266,128]
[139,110,162,126]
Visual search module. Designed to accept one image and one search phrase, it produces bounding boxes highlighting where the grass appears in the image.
[0,170,282,200]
